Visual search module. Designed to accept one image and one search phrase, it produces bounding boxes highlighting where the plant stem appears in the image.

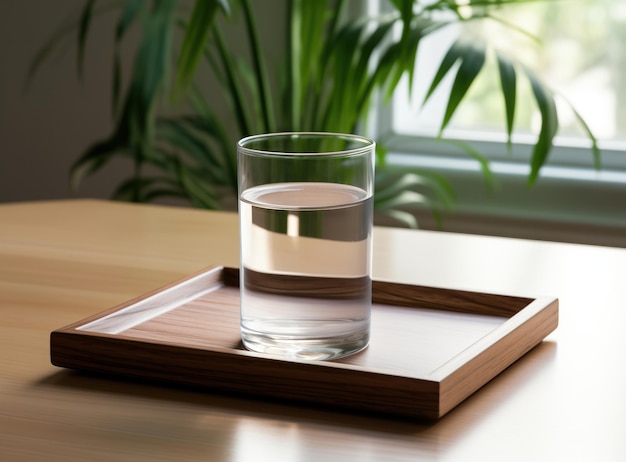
[286,0,301,131]
[213,27,251,136]
[241,0,275,133]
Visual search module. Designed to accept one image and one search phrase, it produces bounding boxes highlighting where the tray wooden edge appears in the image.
[54,264,228,332]
[435,296,559,418]
[49,264,559,421]
[50,329,442,420]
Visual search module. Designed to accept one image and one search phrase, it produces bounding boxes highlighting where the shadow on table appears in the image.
[35,341,557,441]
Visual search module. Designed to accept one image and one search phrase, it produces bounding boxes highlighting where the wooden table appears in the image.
[1,199,625,461]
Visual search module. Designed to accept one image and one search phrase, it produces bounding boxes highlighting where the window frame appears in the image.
[362,0,626,246]
[373,102,626,247]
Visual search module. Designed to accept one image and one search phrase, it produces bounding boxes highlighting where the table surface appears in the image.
[1,199,625,462]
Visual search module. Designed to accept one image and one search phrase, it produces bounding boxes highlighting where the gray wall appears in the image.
[0,1,130,203]
[0,1,286,204]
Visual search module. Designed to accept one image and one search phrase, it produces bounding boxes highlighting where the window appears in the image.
[394,0,626,145]
[375,0,626,246]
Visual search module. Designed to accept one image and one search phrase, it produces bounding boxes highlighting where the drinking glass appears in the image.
[238,132,375,360]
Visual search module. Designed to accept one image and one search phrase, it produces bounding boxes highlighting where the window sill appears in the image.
[382,152,626,248]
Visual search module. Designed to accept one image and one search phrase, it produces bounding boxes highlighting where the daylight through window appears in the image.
[391,0,626,154]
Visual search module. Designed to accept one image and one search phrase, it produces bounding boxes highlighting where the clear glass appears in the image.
[237,132,375,360]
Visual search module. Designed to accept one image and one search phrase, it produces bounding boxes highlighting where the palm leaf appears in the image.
[496,51,517,153]
[24,2,118,91]
[355,11,444,121]
[389,0,413,25]
[572,105,601,170]
[374,168,455,228]
[376,208,419,229]
[558,94,601,170]
[353,17,396,97]
[71,0,177,198]
[112,176,185,202]
[322,19,367,132]
[374,189,441,228]
[298,1,330,91]
[375,169,456,209]
[174,0,229,96]
[385,2,435,100]
[113,0,147,115]
[157,117,232,187]
[326,0,346,37]
[447,140,497,191]
[187,87,237,183]
[357,39,404,125]
[423,38,465,106]
[375,189,431,210]
[485,12,543,45]
[131,0,175,112]
[285,0,303,130]
[241,0,275,133]
[175,160,221,209]
[69,136,128,192]
[438,40,488,135]
[212,27,252,135]
[77,0,95,80]
[158,118,220,169]
[375,143,389,169]
[522,65,558,186]
[307,1,347,130]
[115,0,145,39]
[446,0,545,9]
[287,0,330,130]
[26,24,75,91]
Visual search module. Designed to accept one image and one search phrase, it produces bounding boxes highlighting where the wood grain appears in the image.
[6,199,626,461]
[50,266,558,420]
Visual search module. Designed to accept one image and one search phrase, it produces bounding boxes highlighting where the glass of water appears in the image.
[237,132,375,360]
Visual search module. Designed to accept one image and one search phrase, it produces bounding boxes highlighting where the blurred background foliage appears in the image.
[29,0,599,228]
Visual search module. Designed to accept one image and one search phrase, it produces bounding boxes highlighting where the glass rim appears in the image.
[237,131,375,157]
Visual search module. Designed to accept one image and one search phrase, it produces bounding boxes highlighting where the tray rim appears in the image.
[50,264,559,420]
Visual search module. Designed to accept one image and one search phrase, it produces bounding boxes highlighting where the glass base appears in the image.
[241,326,369,361]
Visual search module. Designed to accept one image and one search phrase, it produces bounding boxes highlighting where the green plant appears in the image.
[29,0,599,227]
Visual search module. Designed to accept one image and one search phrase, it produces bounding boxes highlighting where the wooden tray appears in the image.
[50,265,558,420]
